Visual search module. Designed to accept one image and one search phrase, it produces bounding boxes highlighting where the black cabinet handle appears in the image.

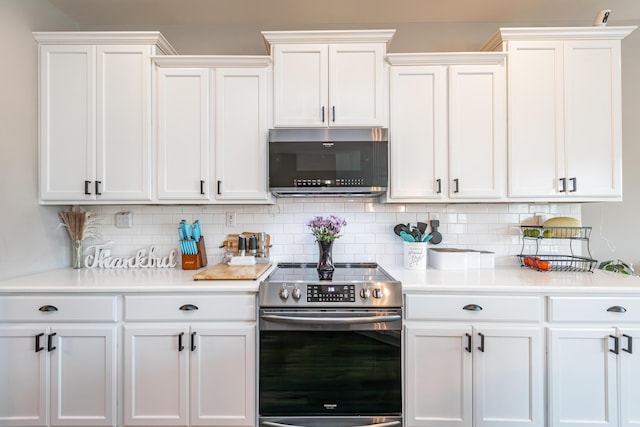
[179,304,199,311]
[200,180,205,195]
[559,177,567,192]
[463,304,483,312]
[35,333,45,352]
[607,305,627,313]
[623,334,633,354]
[332,106,336,122]
[190,332,197,352]
[465,333,472,353]
[95,180,102,195]
[436,178,442,194]
[321,106,325,123]
[178,332,185,351]
[609,334,619,354]
[84,180,91,195]
[453,178,459,193]
[478,332,485,352]
[570,177,577,192]
[39,305,58,312]
[217,180,222,195]
[47,332,57,352]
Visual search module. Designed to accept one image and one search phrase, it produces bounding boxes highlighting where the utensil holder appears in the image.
[182,237,208,270]
[403,242,428,270]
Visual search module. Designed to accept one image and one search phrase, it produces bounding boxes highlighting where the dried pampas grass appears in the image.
[59,206,101,241]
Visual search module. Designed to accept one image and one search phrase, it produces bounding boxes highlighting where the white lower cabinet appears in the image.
[123,295,256,427]
[0,296,117,427]
[547,297,640,427]
[405,294,543,427]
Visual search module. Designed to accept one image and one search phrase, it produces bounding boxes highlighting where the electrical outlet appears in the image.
[226,212,236,227]
[115,212,133,228]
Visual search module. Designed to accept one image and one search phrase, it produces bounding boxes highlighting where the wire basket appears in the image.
[518,255,597,273]
[521,225,591,240]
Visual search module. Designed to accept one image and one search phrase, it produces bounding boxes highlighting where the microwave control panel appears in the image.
[294,178,365,187]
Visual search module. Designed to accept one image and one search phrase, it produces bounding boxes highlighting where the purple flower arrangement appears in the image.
[306,215,347,242]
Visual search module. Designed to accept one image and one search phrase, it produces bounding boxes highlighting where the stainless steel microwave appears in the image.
[268,128,388,197]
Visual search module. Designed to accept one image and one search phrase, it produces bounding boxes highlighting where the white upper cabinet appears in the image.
[483,27,635,201]
[156,67,213,201]
[35,32,176,204]
[214,66,271,201]
[153,56,272,204]
[388,64,447,200]
[387,53,507,202]
[263,30,394,128]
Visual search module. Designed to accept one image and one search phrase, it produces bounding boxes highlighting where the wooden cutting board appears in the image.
[193,262,272,280]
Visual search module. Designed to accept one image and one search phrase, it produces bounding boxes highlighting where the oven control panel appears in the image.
[307,284,355,303]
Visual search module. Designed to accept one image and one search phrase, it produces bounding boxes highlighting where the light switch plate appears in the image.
[116,212,133,228]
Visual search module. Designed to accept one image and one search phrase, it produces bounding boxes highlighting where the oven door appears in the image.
[259,309,402,426]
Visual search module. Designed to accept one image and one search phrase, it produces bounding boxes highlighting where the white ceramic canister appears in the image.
[403,242,428,270]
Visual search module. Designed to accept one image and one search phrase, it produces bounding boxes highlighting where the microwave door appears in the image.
[269,141,375,188]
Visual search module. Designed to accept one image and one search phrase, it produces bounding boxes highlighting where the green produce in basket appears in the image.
[523,228,540,238]
[543,229,554,238]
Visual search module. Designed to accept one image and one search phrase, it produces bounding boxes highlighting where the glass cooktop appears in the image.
[267,262,398,284]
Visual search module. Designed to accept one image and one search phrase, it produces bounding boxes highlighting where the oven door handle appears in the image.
[263,421,401,427]
[260,314,401,325]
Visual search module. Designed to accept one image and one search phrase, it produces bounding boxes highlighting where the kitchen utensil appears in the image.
[421,233,433,243]
[428,219,442,244]
[411,227,421,241]
[394,223,409,236]
[399,231,416,242]
[417,221,428,235]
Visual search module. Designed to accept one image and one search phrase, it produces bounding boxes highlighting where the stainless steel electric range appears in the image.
[258,262,402,427]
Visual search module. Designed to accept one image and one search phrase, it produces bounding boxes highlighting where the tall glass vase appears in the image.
[317,240,334,280]
[72,239,84,269]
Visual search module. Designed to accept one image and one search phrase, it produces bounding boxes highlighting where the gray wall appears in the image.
[0,1,77,280]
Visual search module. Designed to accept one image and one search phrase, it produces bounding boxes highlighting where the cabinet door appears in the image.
[405,324,472,427]
[157,68,212,200]
[39,45,97,202]
[96,45,152,201]
[507,41,565,198]
[548,328,618,427]
[619,328,640,427]
[329,43,386,127]
[215,67,269,201]
[124,324,189,426]
[564,40,622,198]
[190,324,255,427]
[448,64,506,199]
[473,327,543,427]
[272,44,328,127]
[389,65,447,200]
[50,325,116,427]
[0,326,48,427]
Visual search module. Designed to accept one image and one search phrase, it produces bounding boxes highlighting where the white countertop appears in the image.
[386,265,640,294]
[1,264,639,295]
[0,265,274,293]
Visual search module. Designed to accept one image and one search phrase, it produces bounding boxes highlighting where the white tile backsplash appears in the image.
[85,200,582,267]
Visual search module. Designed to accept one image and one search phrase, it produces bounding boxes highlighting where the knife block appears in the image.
[182,237,208,270]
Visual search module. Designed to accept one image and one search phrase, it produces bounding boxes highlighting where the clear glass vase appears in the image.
[72,239,84,269]
[316,240,335,280]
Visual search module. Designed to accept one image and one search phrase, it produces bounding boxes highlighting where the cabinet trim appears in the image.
[482,26,636,51]
[262,29,396,52]
[33,31,178,54]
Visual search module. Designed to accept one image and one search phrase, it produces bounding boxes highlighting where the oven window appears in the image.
[259,330,401,416]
